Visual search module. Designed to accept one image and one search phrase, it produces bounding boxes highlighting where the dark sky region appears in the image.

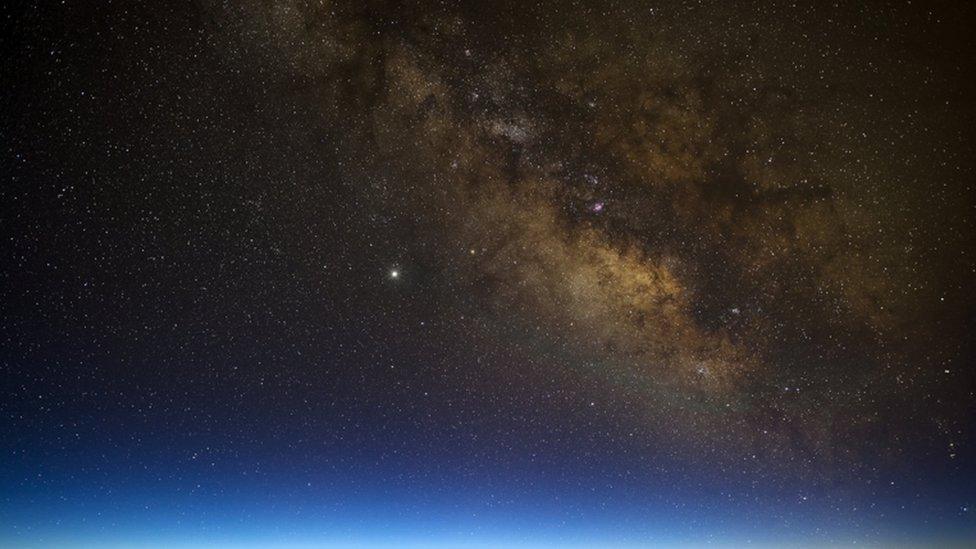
[1,1,975,547]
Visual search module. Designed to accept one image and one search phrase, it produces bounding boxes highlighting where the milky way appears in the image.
[203,0,975,471]
[3,0,975,546]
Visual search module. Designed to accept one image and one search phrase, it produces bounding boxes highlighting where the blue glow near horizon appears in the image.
[3,472,974,549]
[3,396,973,548]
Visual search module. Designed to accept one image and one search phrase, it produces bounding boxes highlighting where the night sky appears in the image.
[2,1,975,547]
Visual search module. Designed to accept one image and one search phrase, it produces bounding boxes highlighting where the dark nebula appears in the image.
[2,1,975,547]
